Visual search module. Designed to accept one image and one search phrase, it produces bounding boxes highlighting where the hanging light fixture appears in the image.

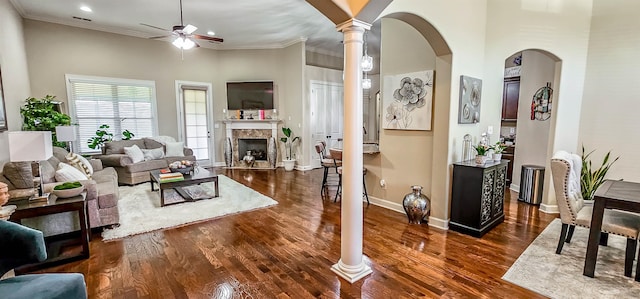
[361,31,373,72]
[172,35,196,50]
[362,72,372,90]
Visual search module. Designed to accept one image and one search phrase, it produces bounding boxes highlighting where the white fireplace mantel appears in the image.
[223,119,281,141]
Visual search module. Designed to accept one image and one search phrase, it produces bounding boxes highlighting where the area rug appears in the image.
[101,175,277,241]
[503,219,640,298]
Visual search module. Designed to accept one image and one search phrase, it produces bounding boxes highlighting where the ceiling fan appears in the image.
[140,0,223,49]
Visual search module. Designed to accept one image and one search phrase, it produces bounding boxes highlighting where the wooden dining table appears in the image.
[584,179,640,281]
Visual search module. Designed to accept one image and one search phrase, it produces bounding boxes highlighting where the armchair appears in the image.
[0,220,87,299]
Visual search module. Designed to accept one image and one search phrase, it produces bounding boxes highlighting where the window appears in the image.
[66,75,158,153]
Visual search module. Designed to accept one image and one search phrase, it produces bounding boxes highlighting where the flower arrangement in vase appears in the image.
[491,142,507,161]
[473,144,490,164]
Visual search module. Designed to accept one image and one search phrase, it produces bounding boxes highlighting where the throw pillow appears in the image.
[165,141,185,157]
[141,148,165,161]
[124,144,145,163]
[65,152,94,179]
[2,162,34,189]
[55,163,88,182]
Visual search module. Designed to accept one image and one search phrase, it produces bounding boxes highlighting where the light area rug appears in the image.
[101,175,277,241]
[503,219,640,298]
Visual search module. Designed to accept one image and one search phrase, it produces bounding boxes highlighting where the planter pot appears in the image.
[283,159,296,171]
[475,155,487,164]
[493,153,502,161]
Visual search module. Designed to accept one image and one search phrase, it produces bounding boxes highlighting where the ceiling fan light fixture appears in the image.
[207,31,215,36]
[172,36,195,50]
[80,5,92,12]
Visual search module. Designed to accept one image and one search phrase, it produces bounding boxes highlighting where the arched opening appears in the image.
[364,12,454,227]
[499,49,562,212]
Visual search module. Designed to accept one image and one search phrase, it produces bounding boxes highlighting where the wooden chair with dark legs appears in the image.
[315,142,340,197]
[329,148,369,206]
[550,150,640,277]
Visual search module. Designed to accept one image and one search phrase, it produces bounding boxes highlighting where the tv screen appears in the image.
[226,81,274,110]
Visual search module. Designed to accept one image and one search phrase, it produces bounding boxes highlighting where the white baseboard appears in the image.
[367,195,449,230]
[510,184,520,193]
[295,165,314,171]
[212,162,226,167]
[540,203,559,214]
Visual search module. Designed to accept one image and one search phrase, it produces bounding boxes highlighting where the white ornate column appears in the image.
[331,18,372,283]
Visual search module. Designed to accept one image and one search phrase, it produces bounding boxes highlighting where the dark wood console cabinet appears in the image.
[450,160,508,237]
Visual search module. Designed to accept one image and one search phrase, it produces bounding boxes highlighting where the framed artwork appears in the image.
[0,67,7,132]
[458,75,482,124]
[382,70,434,131]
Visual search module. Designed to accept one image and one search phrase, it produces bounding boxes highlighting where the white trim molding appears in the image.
[510,184,520,193]
[540,203,559,214]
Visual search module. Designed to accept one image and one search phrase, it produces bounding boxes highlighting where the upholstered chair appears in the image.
[0,220,87,298]
[550,150,640,277]
[329,148,369,206]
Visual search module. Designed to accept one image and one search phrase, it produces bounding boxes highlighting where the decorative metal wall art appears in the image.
[382,70,434,130]
[531,82,553,121]
[458,75,483,124]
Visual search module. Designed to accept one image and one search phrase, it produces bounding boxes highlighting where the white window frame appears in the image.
[65,74,159,153]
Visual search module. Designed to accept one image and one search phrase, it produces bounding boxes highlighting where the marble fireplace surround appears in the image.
[223,120,280,168]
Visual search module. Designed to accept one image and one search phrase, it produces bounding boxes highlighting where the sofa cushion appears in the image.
[124,144,145,164]
[2,162,34,189]
[65,152,93,179]
[103,139,146,155]
[92,167,117,184]
[52,147,69,164]
[40,160,57,184]
[55,163,88,182]
[0,175,15,190]
[96,181,118,209]
[0,273,88,299]
[165,141,185,157]
[99,154,132,168]
[143,138,164,149]
[141,148,164,161]
[123,160,168,173]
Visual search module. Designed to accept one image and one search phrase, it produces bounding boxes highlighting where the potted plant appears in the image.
[87,124,114,150]
[20,95,71,147]
[280,127,300,171]
[473,144,489,164]
[581,146,619,200]
[492,142,507,161]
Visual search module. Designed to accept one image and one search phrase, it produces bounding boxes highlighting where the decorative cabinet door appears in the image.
[492,165,507,217]
[480,168,496,226]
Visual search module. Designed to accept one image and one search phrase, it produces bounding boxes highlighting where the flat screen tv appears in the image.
[226,81,274,110]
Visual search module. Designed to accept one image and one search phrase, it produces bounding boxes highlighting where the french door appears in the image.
[310,81,344,169]
[176,81,214,166]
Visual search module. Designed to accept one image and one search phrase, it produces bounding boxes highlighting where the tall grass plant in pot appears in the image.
[581,146,619,200]
[280,127,300,171]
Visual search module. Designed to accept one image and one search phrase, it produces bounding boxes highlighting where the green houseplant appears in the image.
[20,95,71,147]
[581,146,619,200]
[472,144,489,164]
[491,142,507,161]
[280,127,300,171]
[87,124,114,150]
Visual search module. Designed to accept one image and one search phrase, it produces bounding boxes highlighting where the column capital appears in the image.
[336,18,371,32]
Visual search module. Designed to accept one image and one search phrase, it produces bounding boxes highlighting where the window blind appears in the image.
[67,76,157,153]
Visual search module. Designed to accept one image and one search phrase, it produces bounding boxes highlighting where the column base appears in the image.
[331,258,373,283]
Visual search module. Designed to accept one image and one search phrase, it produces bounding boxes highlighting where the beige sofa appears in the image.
[0,147,119,231]
[98,138,196,185]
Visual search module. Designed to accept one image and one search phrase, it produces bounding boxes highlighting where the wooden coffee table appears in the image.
[150,167,219,207]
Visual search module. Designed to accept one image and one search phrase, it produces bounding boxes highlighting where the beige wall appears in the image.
[579,0,640,182]
[0,0,31,166]
[23,20,303,163]
[511,50,555,190]
[373,18,436,206]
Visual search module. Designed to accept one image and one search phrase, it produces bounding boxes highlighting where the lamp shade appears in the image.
[55,125,76,142]
[9,131,53,162]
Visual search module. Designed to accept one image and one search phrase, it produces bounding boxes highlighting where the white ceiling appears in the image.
[10,0,381,57]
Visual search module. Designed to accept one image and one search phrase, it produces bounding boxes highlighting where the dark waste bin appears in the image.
[518,165,545,205]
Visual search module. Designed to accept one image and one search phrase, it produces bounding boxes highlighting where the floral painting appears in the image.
[458,75,482,124]
[382,70,434,131]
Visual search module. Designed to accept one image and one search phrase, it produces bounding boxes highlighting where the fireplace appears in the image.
[238,139,268,161]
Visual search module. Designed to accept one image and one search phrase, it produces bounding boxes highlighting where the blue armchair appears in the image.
[0,220,87,299]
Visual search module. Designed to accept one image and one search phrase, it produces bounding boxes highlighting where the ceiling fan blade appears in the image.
[183,24,197,34]
[140,23,170,32]
[149,35,171,40]
[192,34,224,43]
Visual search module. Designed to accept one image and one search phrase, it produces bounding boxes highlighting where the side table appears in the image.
[9,192,90,274]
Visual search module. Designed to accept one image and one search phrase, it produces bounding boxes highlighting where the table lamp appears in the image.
[9,131,53,200]
[55,125,77,153]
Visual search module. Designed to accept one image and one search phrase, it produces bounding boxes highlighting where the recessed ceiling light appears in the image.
[80,6,92,12]
[207,31,215,36]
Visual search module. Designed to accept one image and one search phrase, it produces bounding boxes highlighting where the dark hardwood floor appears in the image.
[43,168,557,298]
